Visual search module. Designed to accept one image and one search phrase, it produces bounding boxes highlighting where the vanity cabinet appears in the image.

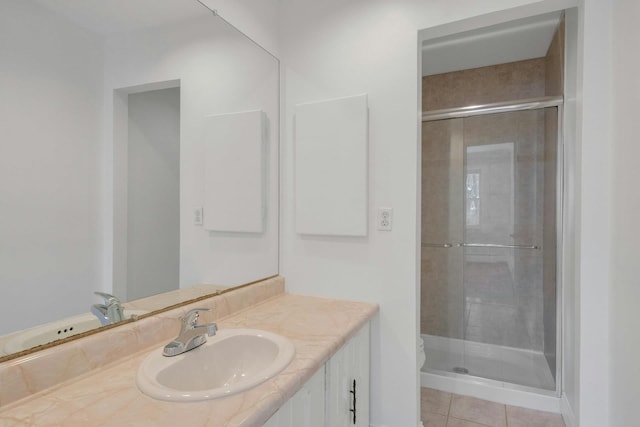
[264,322,370,427]
[263,368,325,427]
[326,322,370,427]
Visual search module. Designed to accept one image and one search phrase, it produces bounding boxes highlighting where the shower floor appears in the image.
[421,334,555,391]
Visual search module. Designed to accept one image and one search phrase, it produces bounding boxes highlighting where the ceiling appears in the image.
[35,0,210,36]
[35,2,559,74]
[422,11,562,76]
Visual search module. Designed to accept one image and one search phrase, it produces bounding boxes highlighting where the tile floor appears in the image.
[421,387,565,427]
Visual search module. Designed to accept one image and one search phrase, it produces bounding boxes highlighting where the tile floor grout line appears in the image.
[448,415,498,427]
[452,393,506,427]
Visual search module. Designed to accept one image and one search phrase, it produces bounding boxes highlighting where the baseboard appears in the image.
[561,393,577,427]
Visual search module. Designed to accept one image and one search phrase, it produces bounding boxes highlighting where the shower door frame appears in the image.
[421,95,565,398]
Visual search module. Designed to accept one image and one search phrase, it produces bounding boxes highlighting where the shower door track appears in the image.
[421,95,564,122]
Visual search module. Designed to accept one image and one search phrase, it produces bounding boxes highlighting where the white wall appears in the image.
[575,0,613,425]
[126,88,180,301]
[278,1,588,426]
[0,1,103,333]
[561,8,580,425]
[103,13,279,290]
[609,0,640,425]
[277,0,622,425]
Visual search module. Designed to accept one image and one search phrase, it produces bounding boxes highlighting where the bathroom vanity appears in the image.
[264,322,370,427]
[0,277,377,426]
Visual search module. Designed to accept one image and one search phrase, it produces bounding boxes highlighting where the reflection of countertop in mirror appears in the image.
[124,283,229,312]
[0,284,229,358]
[0,309,149,356]
[0,279,377,426]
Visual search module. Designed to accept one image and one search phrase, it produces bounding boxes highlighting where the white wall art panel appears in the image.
[295,94,368,236]
[203,110,264,233]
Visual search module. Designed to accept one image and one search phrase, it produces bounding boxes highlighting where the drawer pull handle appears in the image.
[349,379,357,424]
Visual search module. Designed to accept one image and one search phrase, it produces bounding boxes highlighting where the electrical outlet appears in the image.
[193,207,203,225]
[377,207,393,231]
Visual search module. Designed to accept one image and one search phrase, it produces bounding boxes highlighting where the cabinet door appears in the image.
[326,323,370,427]
[263,367,325,427]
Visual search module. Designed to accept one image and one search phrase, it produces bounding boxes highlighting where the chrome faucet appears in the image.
[163,308,217,357]
[91,291,124,326]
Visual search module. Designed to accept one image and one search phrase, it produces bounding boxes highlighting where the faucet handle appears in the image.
[94,291,121,305]
[181,308,211,329]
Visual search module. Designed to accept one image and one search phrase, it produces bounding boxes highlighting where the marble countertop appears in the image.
[0,294,377,426]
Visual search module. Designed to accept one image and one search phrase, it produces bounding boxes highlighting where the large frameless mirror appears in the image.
[0,0,279,360]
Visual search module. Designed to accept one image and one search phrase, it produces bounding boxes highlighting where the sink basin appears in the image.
[136,328,295,402]
[2,309,148,355]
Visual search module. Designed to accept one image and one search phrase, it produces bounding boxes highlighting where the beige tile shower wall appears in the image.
[463,110,545,351]
[545,18,565,97]
[421,120,464,338]
[421,111,547,348]
[421,64,549,346]
[422,58,546,112]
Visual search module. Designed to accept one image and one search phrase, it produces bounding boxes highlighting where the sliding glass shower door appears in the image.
[421,107,559,391]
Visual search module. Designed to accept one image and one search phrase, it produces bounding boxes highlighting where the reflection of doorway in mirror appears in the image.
[124,87,180,301]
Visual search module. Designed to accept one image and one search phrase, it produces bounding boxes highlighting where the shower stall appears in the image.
[419,97,562,397]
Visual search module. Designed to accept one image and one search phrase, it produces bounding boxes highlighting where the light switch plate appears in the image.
[193,207,203,225]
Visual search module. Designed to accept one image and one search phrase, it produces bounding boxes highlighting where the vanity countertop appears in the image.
[0,294,377,426]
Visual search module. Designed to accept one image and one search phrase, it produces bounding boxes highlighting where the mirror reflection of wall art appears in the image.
[203,110,265,233]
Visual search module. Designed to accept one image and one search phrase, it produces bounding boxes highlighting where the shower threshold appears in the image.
[421,334,555,389]
[420,334,560,412]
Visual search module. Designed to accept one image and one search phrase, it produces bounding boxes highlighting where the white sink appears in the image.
[2,309,148,355]
[136,328,295,402]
